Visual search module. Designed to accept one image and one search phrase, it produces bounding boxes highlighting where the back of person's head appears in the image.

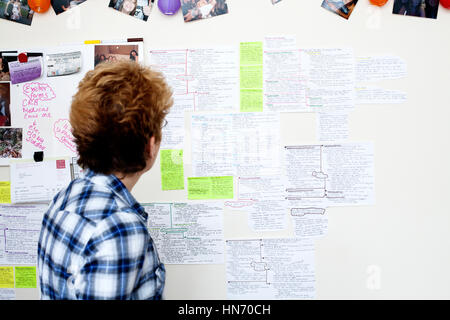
[70,60,173,175]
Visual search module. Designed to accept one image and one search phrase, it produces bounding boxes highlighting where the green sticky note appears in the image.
[14,267,36,288]
[0,267,14,288]
[240,42,263,65]
[240,66,263,89]
[160,149,184,190]
[188,176,234,200]
[240,89,263,112]
[0,181,11,204]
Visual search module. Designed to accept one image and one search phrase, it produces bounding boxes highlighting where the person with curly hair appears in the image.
[37,60,173,300]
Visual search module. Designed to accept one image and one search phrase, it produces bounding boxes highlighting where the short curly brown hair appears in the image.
[70,60,173,175]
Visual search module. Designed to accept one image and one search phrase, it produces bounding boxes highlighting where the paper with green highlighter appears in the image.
[188,176,234,200]
[160,149,185,190]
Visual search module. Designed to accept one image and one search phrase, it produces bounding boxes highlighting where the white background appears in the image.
[1,0,449,299]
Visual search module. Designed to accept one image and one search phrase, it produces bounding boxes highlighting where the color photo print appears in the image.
[0,0,34,26]
[0,82,11,127]
[108,0,152,21]
[181,0,228,23]
[393,0,439,19]
[0,128,22,158]
[51,0,87,15]
[321,0,359,20]
[94,45,139,67]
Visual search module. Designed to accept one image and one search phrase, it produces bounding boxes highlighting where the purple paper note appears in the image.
[8,58,43,85]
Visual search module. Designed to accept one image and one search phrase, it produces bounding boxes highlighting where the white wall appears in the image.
[1,0,450,299]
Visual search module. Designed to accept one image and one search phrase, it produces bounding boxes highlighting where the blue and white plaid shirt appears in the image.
[37,170,165,300]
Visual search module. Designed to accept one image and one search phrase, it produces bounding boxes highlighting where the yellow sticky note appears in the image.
[14,267,36,288]
[240,89,263,112]
[240,42,263,65]
[188,176,233,200]
[240,66,263,89]
[0,267,14,288]
[160,149,184,190]
[0,181,11,204]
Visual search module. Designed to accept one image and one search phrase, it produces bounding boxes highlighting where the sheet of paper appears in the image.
[4,45,93,165]
[264,48,307,112]
[356,55,407,82]
[284,143,375,207]
[264,35,296,50]
[302,48,355,112]
[356,85,407,104]
[317,112,349,142]
[191,112,281,177]
[14,266,36,288]
[227,175,287,232]
[160,149,184,190]
[144,202,224,264]
[0,182,11,204]
[290,207,328,239]
[187,176,234,200]
[0,204,48,265]
[10,159,71,204]
[226,238,315,299]
[240,42,263,112]
[149,47,239,148]
[0,267,14,288]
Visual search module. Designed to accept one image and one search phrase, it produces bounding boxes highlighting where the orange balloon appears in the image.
[27,0,51,13]
[369,0,389,6]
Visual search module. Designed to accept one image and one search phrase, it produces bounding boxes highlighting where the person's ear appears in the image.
[147,136,159,161]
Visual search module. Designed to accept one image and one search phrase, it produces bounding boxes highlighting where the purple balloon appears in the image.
[157,0,181,15]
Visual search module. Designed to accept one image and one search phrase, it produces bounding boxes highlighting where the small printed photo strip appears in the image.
[94,45,140,67]
[321,0,359,20]
[181,0,229,23]
[0,128,23,159]
[108,0,153,21]
[0,0,34,26]
[51,0,87,15]
[392,0,439,19]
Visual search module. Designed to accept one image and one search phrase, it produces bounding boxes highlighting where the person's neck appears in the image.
[113,171,142,192]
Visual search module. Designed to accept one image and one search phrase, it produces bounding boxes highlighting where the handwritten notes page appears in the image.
[4,45,91,165]
[226,238,315,299]
[226,175,287,232]
[284,143,375,208]
[191,112,281,177]
[0,204,48,265]
[143,202,224,264]
[149,47,239,149]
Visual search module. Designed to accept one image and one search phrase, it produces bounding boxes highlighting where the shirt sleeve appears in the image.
[74,211,163,300]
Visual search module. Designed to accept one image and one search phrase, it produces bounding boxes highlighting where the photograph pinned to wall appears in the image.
[94,45,139,67]
[392,0,439,19]
[321,0,359,19]
[51,0,87,15]
[0,83,11,127]
[0,128,22,159]
[108,0,153,21]
[0,0,34,26]
[181,0,228,22]
[0,52,18,81]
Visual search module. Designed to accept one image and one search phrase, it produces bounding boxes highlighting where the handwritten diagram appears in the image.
[143,202,224,264]
[226,238,315,299]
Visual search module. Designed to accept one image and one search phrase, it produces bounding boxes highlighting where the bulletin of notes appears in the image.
[0,34,409,300]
